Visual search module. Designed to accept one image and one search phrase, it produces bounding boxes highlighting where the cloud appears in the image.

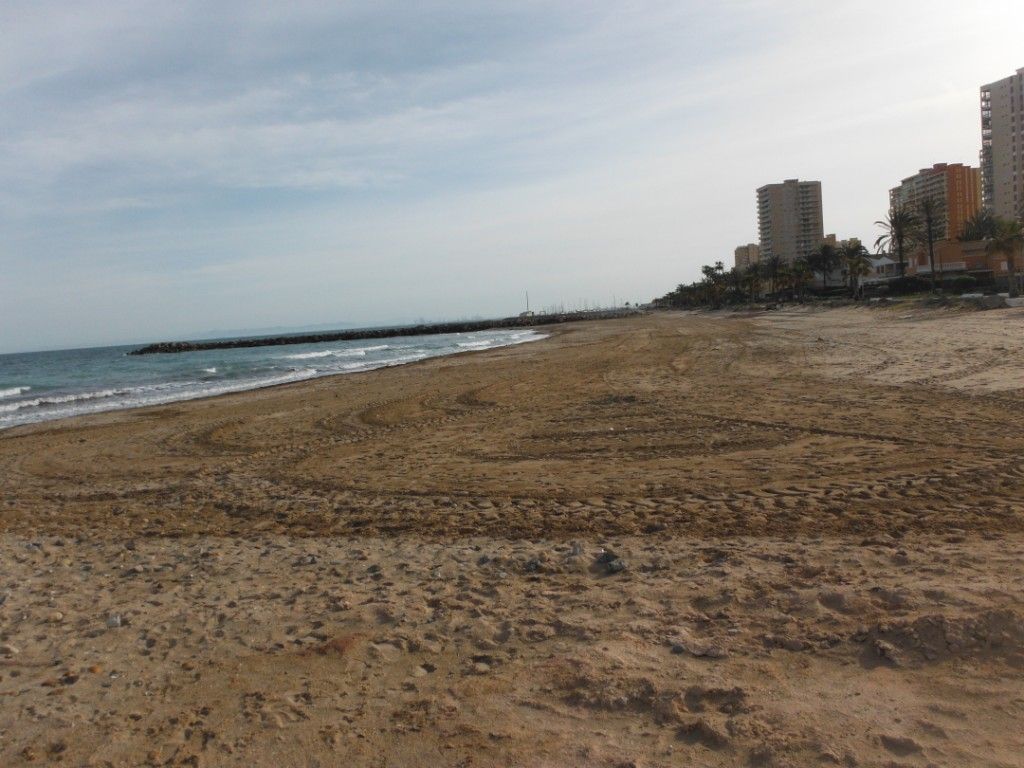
[1,1,1024,351]
[1,3,767,205]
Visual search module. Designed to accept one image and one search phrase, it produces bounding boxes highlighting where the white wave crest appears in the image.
[0,332,547,430]
[202,367,217,374]
[285,343,390,360]
[0,369,319,423]
[0,388,122,414]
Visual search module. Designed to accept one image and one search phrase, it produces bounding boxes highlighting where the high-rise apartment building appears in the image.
[734,243,760,270]
[889,163,981,239]
[980,67,1024,220]
[757,179,824,265]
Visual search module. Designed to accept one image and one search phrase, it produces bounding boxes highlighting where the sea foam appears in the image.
[0,388,124,413]
[0,330,547,430]
[284,344,390,360]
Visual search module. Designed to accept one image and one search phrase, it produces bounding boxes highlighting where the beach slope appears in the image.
[2,307,1023,767]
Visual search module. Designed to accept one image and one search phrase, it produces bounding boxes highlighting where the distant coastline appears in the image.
[130,308,644,355]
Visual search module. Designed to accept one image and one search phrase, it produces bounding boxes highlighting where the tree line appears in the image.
[656,238,871,308]
[658,201,1024,309]
[875,202,1023,296]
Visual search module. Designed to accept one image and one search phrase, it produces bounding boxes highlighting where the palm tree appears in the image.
[728,266,744,303]
[839,238,871,298]
[875,204,918,277]
[761,255,783,295]
[701,262,727,306]
[743,263,761,301]
[806,243,839,289]
[777,262,794,298]
[791,258,812,299]
[986,217,1024,298]
[915,197,944,290]
[959,209,998,242]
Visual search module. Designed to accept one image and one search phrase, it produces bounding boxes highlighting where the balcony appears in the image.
[917,262,966,274]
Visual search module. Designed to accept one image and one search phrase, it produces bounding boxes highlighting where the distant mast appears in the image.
[520,290,534,319]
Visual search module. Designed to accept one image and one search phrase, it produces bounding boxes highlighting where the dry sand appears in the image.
[1,305,1023,767]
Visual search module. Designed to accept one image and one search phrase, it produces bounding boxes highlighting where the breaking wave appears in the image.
[0,329,547,430]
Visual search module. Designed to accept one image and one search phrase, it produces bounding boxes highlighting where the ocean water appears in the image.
[0,327,546,430]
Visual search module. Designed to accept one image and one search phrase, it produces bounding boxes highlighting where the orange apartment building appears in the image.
[889,163,982,240]
[905,239,1017,283]
[888,162,1013,285]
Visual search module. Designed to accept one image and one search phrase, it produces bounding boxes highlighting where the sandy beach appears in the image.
[2,305,1024,767]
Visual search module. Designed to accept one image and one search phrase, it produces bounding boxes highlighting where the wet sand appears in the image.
[2,306,1023,767]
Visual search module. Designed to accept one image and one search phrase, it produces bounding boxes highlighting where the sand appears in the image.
[1,305,1023,767]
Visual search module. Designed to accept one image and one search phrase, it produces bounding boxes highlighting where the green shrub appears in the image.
[945,275,977,293]
[887,276,930,295]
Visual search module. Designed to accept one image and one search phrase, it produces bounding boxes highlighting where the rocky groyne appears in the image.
[130,309,643,355]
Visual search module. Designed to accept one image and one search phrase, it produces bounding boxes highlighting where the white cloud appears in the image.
[1,0,1024,351]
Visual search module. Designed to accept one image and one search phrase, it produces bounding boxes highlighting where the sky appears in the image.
[2,1,1023,352]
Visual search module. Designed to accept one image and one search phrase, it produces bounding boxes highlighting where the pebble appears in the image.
[763,633,807,652]
[880,734,922,755]
[874,639,903,666]
[594,549,627,574]
[106,614,123,629]
[670,638,727,659]
[412,663,436,677]
[46,610,64,624]
[472,662,491,674]
[781,637,807,652]
[695,645,728,659]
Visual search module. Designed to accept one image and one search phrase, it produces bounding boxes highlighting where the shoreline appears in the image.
[0,326,556,435]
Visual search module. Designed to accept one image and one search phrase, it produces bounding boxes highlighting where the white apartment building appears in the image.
[734,243,760,270]
[757,179,824,265]
[981,67,1024,221]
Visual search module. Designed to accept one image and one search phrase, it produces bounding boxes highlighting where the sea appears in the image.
[0,327,546,430]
